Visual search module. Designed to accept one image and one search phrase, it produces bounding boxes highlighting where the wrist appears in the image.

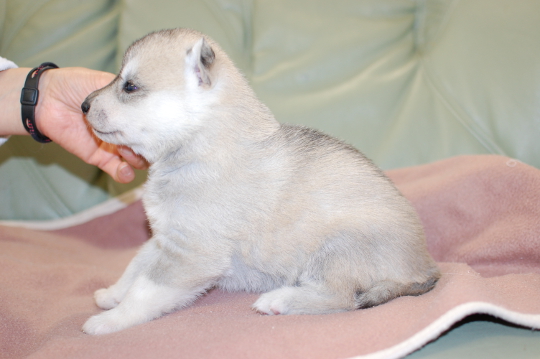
[0,68,31,137]
[33,68,54,140]
[20,63,58,143]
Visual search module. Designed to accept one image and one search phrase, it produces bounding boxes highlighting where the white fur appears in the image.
[83,240,208,335]
[83,275,201,335]
[119,58,138,83]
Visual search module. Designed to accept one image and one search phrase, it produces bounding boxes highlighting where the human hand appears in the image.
[35,67,148,183]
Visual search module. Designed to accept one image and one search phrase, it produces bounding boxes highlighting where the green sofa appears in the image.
[1,0,539,357]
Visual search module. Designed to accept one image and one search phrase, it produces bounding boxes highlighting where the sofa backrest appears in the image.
[1,0,539,219]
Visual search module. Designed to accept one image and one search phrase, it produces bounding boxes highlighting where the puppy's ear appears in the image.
[186,37,215,87]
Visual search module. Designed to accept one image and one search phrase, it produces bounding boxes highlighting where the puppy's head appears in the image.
[82,29,222,162]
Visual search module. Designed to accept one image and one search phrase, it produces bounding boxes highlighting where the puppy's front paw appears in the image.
[82,308,138,335]
[253,288,293,315]
[82,311,124,335]
[94,288,120,310]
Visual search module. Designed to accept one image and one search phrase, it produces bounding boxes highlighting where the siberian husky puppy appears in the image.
[81,28,440,335]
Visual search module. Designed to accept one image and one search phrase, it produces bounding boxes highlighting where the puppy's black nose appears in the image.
[81,101,90,114]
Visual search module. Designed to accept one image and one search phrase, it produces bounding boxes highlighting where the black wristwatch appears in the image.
[20,62,59,143]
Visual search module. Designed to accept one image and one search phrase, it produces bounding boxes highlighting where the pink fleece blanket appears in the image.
[1,155,539,359]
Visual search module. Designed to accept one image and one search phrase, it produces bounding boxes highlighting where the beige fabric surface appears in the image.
[1,155,539,359]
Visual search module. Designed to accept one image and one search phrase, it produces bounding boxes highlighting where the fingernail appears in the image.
[119,163,133,180]
[118,146,129,156]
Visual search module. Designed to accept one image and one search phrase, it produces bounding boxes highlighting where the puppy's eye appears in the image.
[123,81,139,93]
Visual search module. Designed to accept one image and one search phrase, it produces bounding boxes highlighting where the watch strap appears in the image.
[20,62,59,143]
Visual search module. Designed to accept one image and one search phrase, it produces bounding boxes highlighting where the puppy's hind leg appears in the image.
[253,283,356,315]
[253,277,440,316]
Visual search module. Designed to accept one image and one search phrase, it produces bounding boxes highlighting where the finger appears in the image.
[118,146,149,170]
[94,153,135,184]
[116,162,136,184]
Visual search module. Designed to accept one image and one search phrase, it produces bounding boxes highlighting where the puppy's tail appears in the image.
[354,269,441,309]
